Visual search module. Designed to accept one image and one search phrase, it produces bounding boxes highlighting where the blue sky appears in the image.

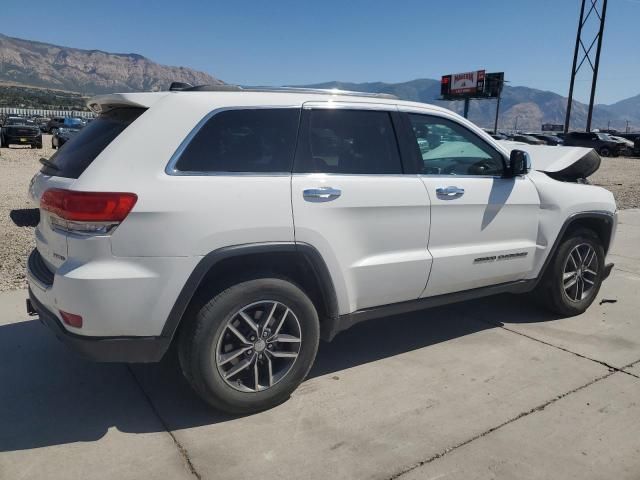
[2,0,637,104]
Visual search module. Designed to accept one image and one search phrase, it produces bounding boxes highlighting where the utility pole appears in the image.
[463,98,470,119]
[565,0,608,133]
[493,84,503,134]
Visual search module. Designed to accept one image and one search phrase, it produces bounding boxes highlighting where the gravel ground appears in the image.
[0,141,638,292]
[0,138,50,292]
[590,156,640,209]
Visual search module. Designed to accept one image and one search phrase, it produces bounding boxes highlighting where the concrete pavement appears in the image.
[1,210,639,480]
[401,373,640,480]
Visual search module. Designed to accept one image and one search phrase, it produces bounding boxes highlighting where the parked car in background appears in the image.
[608,135,634,155]
[527,133,564,146]
[0,117,43,148]
[508,134,546,145]
[37,118,51,132]
[563,131,621,157]
[51,118,84,149]
[44,116,67,133]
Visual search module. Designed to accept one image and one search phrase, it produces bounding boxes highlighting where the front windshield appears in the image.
[597,133,613,141]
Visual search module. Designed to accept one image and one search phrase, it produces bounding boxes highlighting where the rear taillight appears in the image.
[41,189,137,235]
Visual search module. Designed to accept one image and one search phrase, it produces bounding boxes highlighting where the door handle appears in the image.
[436,186,465,198]
[303,187,341,202]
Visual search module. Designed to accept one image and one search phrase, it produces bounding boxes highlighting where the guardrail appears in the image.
[0,107,94,118]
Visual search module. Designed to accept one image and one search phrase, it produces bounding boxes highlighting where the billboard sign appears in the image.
[450,70,485,95]
[441,70,503,99]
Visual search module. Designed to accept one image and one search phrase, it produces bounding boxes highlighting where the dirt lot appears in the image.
[590,156,640,209]
[0,139,639,292]
[0,140,45,292]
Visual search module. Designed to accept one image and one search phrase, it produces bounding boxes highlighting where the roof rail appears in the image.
[169,83,398,99]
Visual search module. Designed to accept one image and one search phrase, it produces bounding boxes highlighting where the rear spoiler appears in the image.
[87,92,169,114]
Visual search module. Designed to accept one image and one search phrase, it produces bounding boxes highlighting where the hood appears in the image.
[611,136,634,147]
[498,141,601,181]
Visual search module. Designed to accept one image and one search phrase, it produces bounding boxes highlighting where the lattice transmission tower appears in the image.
[564,0,608,133]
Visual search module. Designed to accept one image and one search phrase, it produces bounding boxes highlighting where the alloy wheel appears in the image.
[562,243,599,302]
[215,300,302,392]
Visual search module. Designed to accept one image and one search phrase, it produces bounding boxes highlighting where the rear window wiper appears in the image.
[39,157,60,172]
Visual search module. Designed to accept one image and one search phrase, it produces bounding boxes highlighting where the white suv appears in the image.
[27,86,617,413]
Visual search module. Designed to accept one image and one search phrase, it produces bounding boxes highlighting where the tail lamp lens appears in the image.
[41,189,138,222]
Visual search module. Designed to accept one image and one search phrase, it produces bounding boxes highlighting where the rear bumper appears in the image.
[28,289,169,363]
[26,246,198,337]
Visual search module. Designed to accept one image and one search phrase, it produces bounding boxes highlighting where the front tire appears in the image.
[535,228,605,316]
[178,278,320,414]
[599,147,611,157]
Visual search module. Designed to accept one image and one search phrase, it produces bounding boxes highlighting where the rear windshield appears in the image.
[41,107,145,178]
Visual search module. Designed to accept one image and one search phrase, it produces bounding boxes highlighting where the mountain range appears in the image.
[299,80,639,131]
[0,33,637,131]
[0,33,223,94]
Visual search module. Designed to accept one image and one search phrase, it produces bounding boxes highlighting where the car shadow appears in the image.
[0,294,556,452]
[9,208,39,227]
[481,178,515,231]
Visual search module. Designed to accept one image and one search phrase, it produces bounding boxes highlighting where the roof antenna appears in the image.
[169,82,194,91]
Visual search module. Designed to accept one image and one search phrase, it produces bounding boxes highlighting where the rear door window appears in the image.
[41,107,145,179]
[294,109,402,174]
[172,108,300,173]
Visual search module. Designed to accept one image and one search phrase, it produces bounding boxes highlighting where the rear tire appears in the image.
[534,228,605,316]
[178,277,319,414]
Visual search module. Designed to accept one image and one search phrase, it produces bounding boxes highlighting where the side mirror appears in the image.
[509,149,531,177]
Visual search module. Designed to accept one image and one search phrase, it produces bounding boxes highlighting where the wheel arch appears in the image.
[536,210,616,286]
[161,242,340,342]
